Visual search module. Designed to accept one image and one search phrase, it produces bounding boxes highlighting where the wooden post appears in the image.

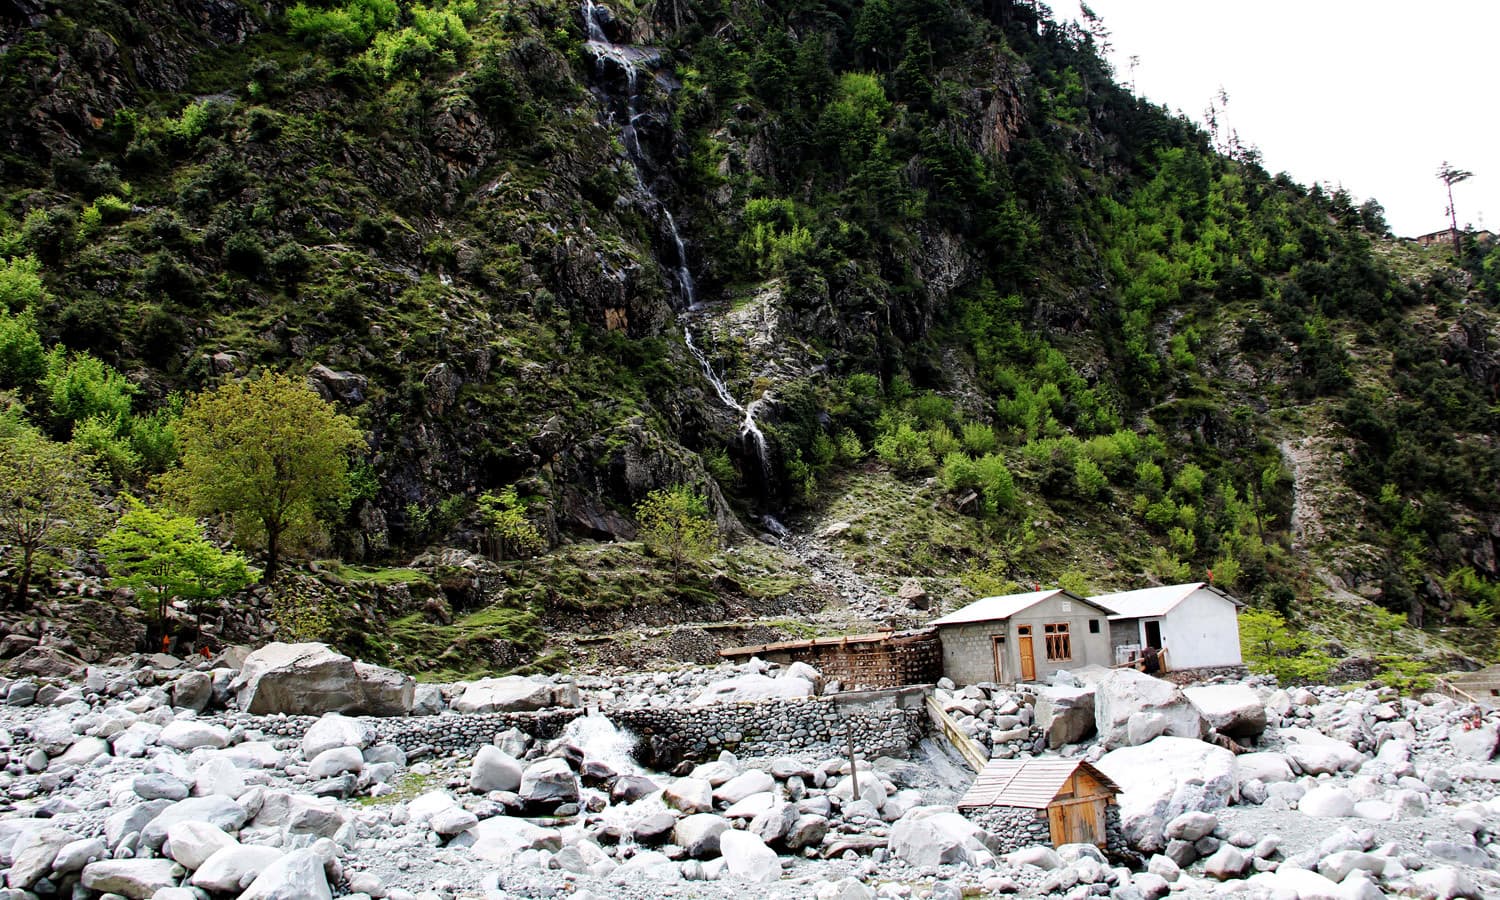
[847,727,860,802]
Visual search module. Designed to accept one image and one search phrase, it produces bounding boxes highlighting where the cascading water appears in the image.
[581,1,773,485]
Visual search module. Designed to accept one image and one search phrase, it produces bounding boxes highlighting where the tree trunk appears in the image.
[13,547,34,609]
[263,524,281,584]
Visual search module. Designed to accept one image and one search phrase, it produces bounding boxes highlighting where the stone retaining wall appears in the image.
[226,691,930,768]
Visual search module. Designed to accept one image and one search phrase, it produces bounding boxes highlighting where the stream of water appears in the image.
[581,1,773,485]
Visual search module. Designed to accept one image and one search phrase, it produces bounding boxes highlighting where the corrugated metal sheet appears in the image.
[957,758,1120,809]
[1090,582,1203,619]
[929,590,1065,627]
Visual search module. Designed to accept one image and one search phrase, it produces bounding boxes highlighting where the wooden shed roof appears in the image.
[719,629,934,659]
[957,758,1120,810]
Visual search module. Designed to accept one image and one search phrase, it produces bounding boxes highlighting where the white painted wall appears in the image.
[1158,588,1242,668]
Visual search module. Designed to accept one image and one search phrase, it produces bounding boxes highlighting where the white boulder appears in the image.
[1184,684,1268,738]
[691,673,815,705]
[1094,736,1236,853]
[451,676,580,713]
[234,642,413,716]
[1093,669,1206,749]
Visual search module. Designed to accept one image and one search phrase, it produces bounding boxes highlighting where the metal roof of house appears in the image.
[957,758,1120,810]
[929,590,1070,627]
[1089,582,1243,620]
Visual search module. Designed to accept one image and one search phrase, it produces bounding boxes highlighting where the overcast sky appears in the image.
[1070,1,1497,238]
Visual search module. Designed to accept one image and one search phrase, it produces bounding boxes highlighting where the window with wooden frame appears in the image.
[1044,623,1072,661]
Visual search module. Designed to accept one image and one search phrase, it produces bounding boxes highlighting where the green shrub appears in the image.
[1073,456,1107,498]
[0,308,45,389]
[42,349,134,434]
[1172,463,1207,499]
[72,414,140,482]
[940,451,979,492]
[1135,459,1165,496]
[875,420,934,475]
[927,422,961,458]
[960,421,998,455]
[0,254,45,312]
[974,453,1018,515]
[1148,547,1191,582]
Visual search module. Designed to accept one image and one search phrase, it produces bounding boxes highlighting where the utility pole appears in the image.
[1438,162,1475,254]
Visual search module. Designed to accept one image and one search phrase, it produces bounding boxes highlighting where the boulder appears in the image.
[1281,727,1365,774]
[7,826,76,889]
[518,757,579,808]
[451,675,581,713]
[1449,725,1499,761]
[307,746,363,778]
[829,771,888,810]
[888,808,991,867]
[80,859,184,898]
[1235,752,1295,785]
[470,745,523,793]
[1093,669,1206,749]
[301,713,376,758]
[1035,684,1096,749]
[172,671,213,711]
[610,774,659,803]
[715,770,775,806]
[164,821,236,870]
[785,814,830,851]
[664,777,714,814]
[158,720,231,751]
[463,816,562,863]
[749,801,799,846]
[1095,736,1236,853]
[691,673,815,705]
[234,643,414,715]
[1298,785,1355,818]
[720,830,781,883]
[674,814,731,858]
[1184,684,1268,738]
[238,848,332,900]
[1247,868,1348,900]
[190,845,285,893]
[1202,844,1248,880]
[140,797,248,851]
[1411,866,1484,900]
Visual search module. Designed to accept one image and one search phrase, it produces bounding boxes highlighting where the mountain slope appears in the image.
[1,0,1497,675]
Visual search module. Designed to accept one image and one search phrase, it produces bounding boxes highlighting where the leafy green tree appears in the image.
[477,485,545,560]
[161,371,364,582]
[0,308,44,390]
[1239,607,1335,684]
[99,495,253,639]
[0,429,102,605]
[635,486,718,577]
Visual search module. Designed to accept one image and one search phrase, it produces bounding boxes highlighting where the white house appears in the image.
[1089,582,1244,670]
[929,589,1115,685]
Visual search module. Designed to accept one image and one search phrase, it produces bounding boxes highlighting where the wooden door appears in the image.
[1047,798,1107,847]
[1017,626,1036,681]
[991,636,1006,682]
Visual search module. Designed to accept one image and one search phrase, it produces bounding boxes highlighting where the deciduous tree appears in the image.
[161,371,364,582]
[100,495,254,640]
[634,486,718,578]
[0,428,102,605]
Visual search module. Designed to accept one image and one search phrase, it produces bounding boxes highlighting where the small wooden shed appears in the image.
[957,758,1119,848]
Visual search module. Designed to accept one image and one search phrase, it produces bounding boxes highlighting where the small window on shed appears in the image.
[1089,619,1100,634]
[1044,623,1072,661]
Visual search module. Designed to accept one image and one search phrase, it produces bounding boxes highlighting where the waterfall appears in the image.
[581,0,773,485]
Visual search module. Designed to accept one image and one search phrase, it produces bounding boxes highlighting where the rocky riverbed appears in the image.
[0,642,1497,899]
